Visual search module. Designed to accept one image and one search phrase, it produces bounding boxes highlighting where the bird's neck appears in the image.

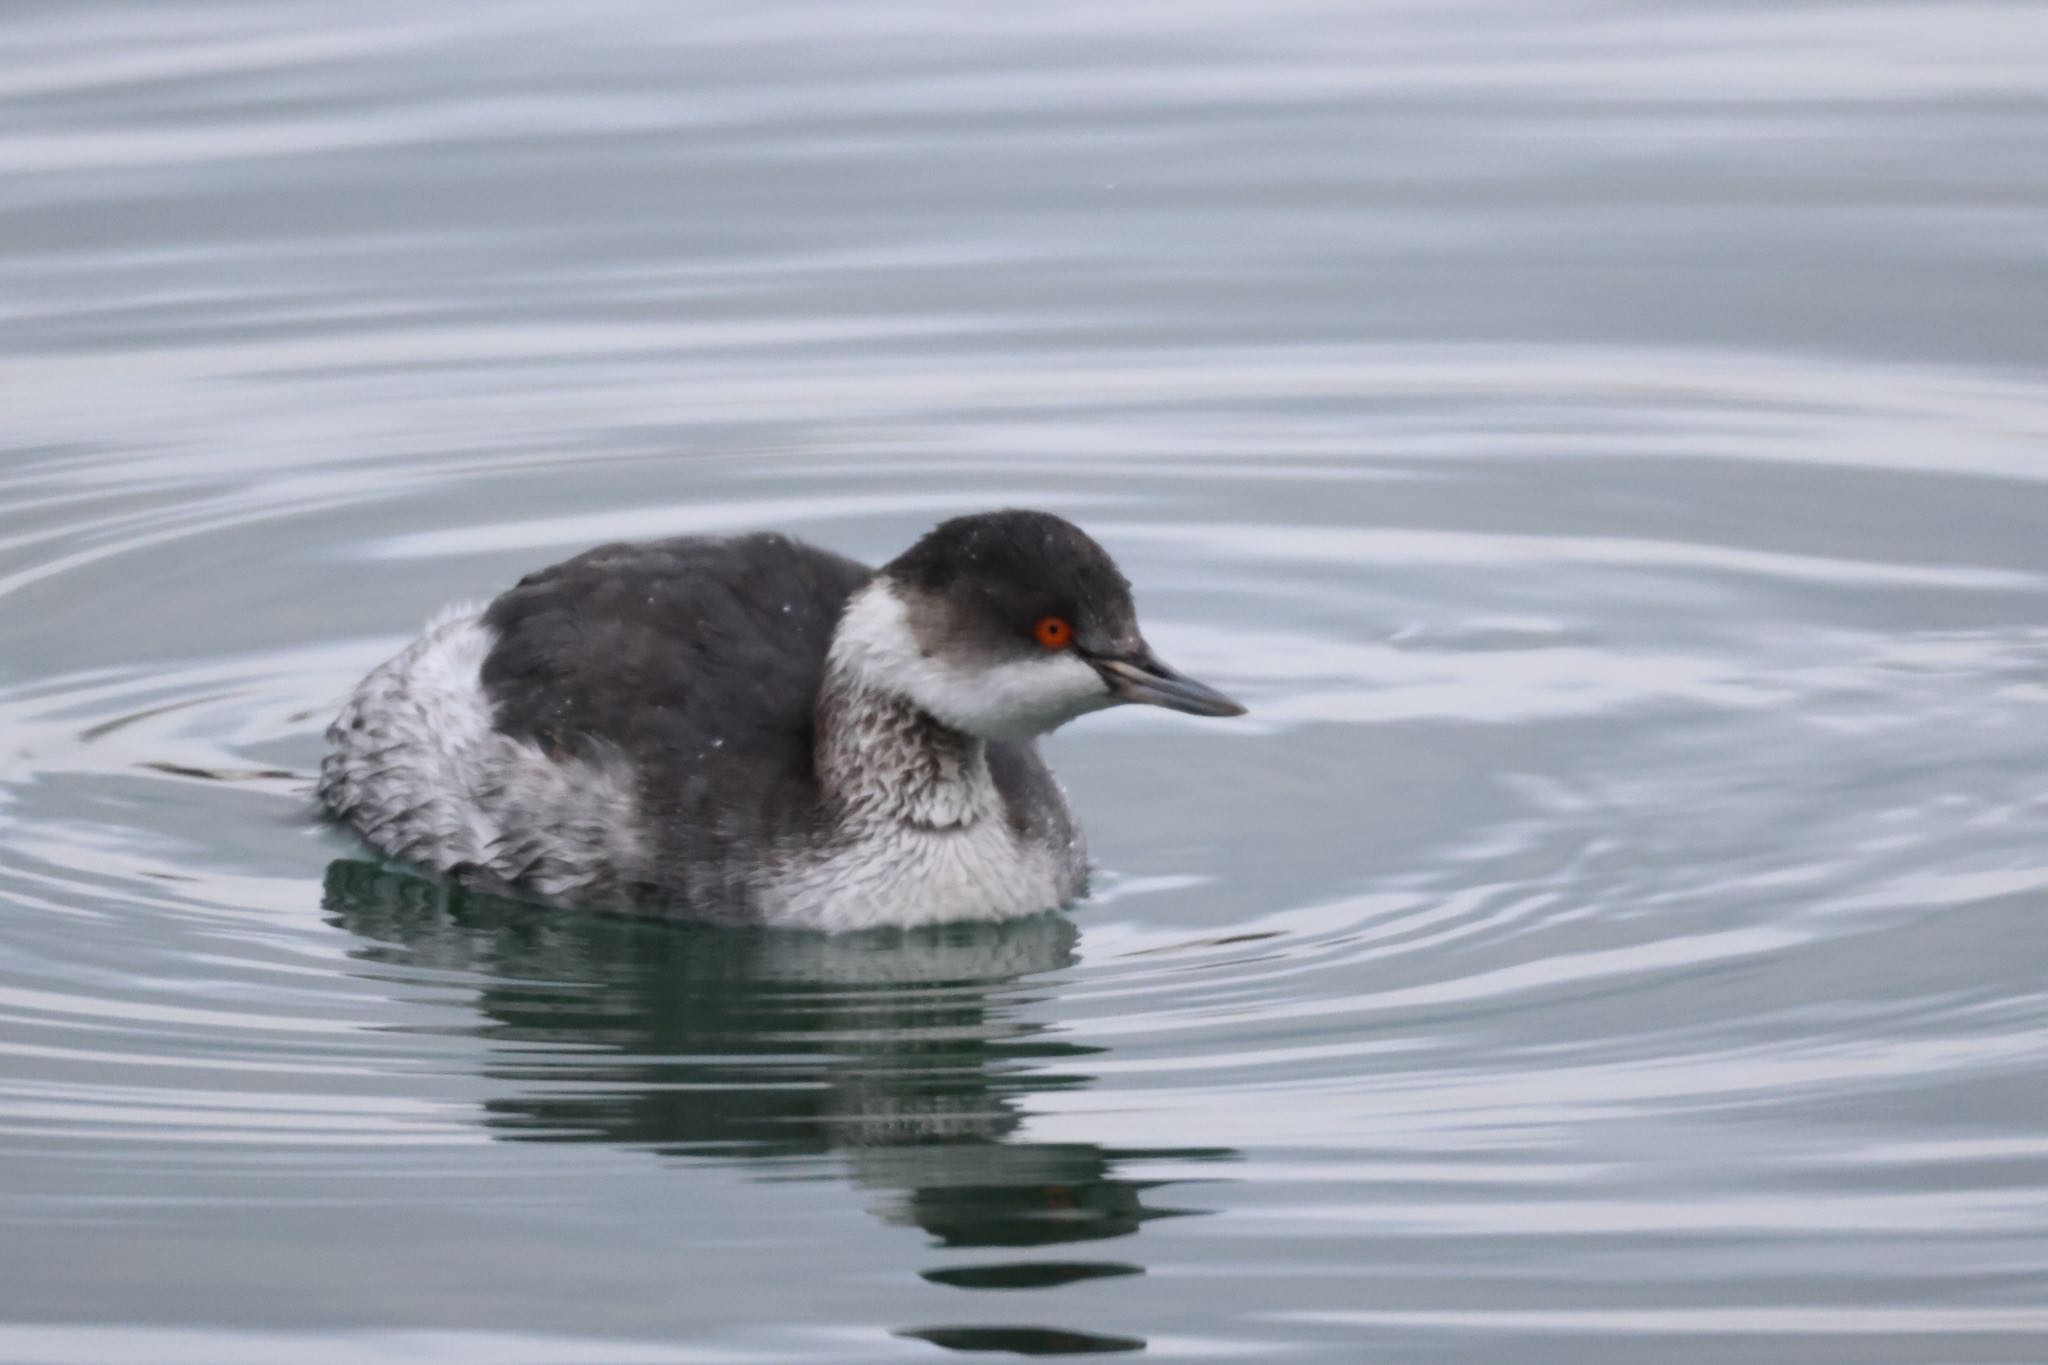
[814,667,995,830]
[816,579,1003,830]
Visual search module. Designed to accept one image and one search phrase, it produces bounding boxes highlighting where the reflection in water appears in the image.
[323,859,1232,1354]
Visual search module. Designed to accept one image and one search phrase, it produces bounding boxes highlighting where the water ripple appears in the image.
[3,0,2046,1353]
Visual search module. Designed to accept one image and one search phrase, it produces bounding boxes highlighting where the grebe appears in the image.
[318,510,1243,930]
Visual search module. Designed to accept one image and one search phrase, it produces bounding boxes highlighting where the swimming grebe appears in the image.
[318,509,1243,930]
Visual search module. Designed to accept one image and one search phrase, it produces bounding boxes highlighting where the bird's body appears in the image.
[319,511,1241,930]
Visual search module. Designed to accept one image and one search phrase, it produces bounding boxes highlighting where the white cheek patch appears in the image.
[830,583,1112,741]
[919,649,1112,741]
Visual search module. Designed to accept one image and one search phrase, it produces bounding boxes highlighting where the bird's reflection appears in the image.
[324,859,1233,1353]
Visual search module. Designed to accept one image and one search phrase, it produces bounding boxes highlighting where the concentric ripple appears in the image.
[4,346,2046,1361]
[6,0,2048,1358]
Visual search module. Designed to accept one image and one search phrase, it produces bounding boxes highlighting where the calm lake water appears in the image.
[4,2,2048,1361]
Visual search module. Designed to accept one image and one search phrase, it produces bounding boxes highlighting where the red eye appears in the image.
[1034,616,1073,649]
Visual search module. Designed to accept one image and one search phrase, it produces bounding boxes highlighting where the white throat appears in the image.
[824,580,1111,743]
[767,580,1096,931]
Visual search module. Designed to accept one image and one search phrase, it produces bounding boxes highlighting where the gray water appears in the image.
[3,2,2047,1361]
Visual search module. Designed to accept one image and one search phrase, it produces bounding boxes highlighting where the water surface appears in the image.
[3,1,2048,1361]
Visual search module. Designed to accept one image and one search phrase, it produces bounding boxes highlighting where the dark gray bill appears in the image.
[1094,654,1246,718]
